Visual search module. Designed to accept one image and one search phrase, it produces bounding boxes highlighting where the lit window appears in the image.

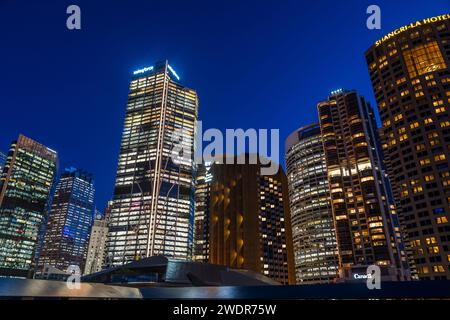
[403,41,447,78]
[435,107,446,114]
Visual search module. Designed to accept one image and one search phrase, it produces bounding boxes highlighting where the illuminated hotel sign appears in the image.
[375,14,450,47]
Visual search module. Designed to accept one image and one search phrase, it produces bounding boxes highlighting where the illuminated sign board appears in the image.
[132,64,180,80]
[168,64,180,81]
[375,14,450,47]
[133,66,154,75]
[353,273,373,280]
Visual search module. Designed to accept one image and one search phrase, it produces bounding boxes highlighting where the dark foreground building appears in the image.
[82,255,279,287]
[317,90,410,282]
[366,14,450,280]
[0,135,58,277]
[208,156,295,284]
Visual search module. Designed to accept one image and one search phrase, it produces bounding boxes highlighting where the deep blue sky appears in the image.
[0,1,448,210]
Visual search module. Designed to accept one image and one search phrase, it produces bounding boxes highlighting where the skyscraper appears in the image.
[39,168,95,272]
[84,211,108,275]
[365,14,450,280]
[285,123,339,284]
[209,155,295,284]
[106,60,198,266]
[192,162,212,262]
[0,135,58,277]
[317,90,409,281]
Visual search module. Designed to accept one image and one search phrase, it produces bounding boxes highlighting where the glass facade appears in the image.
[285,123,339,284]
[106,60,198,266]
[39,167,95,272]
[192,162,212,262]
[0,152,6,173]
[0,135,58,278]
[366,16,450,280]
[318,90,409,281]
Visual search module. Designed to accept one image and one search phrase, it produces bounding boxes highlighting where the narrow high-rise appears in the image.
[0,135,58,277]
[318,90,409,281]
[366,14,450,279]
[39,168,95,272]
[106,60,198,266]
[209,156,295,284]
[84,211,108,275]
[285,123,339,284]
[192,162,212,262]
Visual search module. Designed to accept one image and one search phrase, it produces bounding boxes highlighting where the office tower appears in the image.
[39,168,95,272]
[0,135,58,277]
[106,60,198,266]
[0,152,6,173]
[192,162,212,262]
[317,90,409,282]
[84,211,108,275]
[285,123,339,284]
[365,14,450,280]
[209,156,295,284]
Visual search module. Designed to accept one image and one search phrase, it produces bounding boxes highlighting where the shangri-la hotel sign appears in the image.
[375,14,450,47]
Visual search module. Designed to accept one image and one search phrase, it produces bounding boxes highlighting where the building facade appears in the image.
[285,123,339,284]
[39,168,95,272]
[84,212,108,275]
[106,60,198,266]
[209,156,295,284]
[192,162,212,262]
[0,152,6,173]
[0,135,58,277]
[366,14,450,279]
[318,90,409,281]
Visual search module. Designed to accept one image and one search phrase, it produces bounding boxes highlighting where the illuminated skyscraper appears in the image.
[39,168,95,272]
[318,90,409,281]
[106,60,198,266]
[192,162,212,262]
[209,156,295,284]
[366,14,450,279]
[0,135,58,277]
[285,123,339,284]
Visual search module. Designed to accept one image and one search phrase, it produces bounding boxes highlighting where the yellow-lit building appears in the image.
[285,123,339,284]
[366,14,450,280]
[106,60,198,266]
[209,156,295,284]
[317,90,410,282]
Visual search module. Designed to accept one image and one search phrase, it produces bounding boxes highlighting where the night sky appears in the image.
[0,1,448,211]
